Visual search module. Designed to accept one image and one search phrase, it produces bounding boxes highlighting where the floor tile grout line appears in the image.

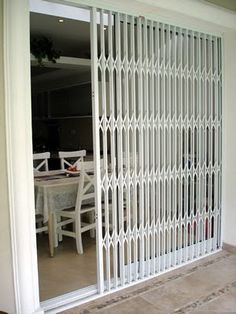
[173,280,236,314]
[77,252,232,313]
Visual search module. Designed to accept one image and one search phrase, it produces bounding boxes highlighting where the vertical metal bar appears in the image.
[214,36,218,251]
[208,35,213,253]
[100,9,111,291]
[203,34,207,255]
[175,28,180,264]
[190,31,195,260]
[150,19,155,275]
[179,28,184,264]
[167,24,171,269]
[155,21,161,273]
[199,37,203,257]
[123,13,132,284]
[197,32,201,258]
[143,18,150,277]
[115,12,125,286]
[161,23,166,271]
[130,15,138,282]
[90,7,104,293]
[213,36,217,251]
[219,37,222,249]
[173,26,177,267]
[137,16,145,278]
[184,28,188,262]
[108,10,118,288]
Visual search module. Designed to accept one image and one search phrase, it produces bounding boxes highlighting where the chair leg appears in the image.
[53,213,59,248]
[57,215,63,242]
[89,212,95,238]
[48,213,55,257]
[75,216,83,254]
[37,220,43,230]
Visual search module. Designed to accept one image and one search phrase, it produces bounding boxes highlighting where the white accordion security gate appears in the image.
[90,8,222,293]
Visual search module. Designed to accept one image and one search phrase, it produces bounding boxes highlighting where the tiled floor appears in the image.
[37,234,97,300]
[61,250,236,314]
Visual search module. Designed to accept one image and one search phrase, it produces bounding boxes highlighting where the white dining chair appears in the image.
[58,150,86,170]
[55,160,96,254]
[33,152,50,172]
[33,152,50,233]
[35,218,48,234]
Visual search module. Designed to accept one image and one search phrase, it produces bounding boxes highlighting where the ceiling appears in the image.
[30,12,91,58]
[204,0,236,12]
[30,12,92,91]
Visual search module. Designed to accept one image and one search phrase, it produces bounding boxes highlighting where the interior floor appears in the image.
[37,234,97,301]
[60,249,236,314]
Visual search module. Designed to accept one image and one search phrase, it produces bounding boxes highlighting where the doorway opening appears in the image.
[30,2,97,301]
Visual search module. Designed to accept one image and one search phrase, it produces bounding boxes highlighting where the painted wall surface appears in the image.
[223,30,236,246]
[0,1,16,313]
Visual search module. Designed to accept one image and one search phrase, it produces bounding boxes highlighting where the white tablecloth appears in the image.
[34,174,80,223]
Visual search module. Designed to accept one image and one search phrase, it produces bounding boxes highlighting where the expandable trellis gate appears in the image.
[91,8,222,292]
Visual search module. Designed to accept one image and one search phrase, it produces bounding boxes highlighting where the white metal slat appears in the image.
[208,35,213,253]
[197,31,201,258]
[149,19,155,276]
[108,10,118,289]
[177,29,181,263]
[137,16,145,279]
[90,7,104,294]
[99,10,111,291]
[173,26,177,268]
[179,27,184,265]
[130,15,139,282]
[167,25,172,269]
[203,34,207,255]
[218,37,222,248]
[190,31,195,261]
[123,13,132,284]
[213,36,218,251]
[184,28,189,263]
[143,18,150,277]
[161,23,166,271]
[115,12,126,286]
[155,21,161,274]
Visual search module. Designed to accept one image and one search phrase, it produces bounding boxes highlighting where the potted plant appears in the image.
[30,36,61,66]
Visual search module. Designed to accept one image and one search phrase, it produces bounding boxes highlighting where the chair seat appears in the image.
[57,205,95,218]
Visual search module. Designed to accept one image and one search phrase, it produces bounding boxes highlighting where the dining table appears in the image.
[34,169,80,256]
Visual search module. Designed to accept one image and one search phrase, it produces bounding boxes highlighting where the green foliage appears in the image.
[30,36,60,66]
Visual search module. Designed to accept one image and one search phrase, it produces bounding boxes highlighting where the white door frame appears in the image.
[3,0,227,313]
[3,0,43,313]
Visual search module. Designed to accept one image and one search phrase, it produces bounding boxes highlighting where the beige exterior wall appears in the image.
[222,30,236,247]
[0,1,16,313]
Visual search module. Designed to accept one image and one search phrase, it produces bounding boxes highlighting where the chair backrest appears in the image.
[33,152,50,172]
[58,150,86,170]
[75,160,95,214]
